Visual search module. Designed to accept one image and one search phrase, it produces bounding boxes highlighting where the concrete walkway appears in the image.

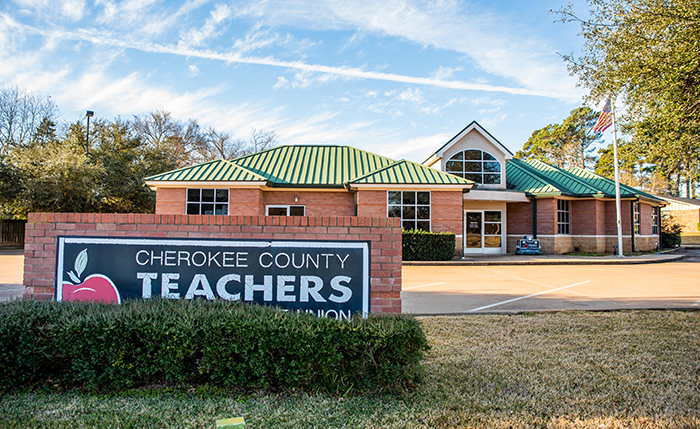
[403,249,684,266]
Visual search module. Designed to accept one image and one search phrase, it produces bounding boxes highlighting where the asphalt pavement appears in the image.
[402,248,700,314]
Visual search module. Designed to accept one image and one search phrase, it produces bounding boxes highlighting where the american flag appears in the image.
[593,99,613,132]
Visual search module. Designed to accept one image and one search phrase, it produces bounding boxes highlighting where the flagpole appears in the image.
[611,101,624,257]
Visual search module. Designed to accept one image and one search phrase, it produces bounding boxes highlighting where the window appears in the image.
[266,205,305,216]
[484,211,502,248]
[445,149,501,184]
[633,202,641,234]
[557,200,570,235]
[387,191,430,231]
[187,189,228,215]
[652,206,659,235]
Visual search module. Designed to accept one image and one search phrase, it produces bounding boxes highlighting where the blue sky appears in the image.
[0,0,596,162]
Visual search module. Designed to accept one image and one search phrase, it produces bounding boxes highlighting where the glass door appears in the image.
[464,210,503,255]
[465,212,482,254]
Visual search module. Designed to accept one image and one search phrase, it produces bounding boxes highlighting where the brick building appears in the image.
[145,122,666,255]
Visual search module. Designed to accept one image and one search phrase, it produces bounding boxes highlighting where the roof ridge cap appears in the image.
[346,158,403,184]
[526,159,603,194]
[508,159,567,193]
[220,158,268,181]
[144,159,224,180]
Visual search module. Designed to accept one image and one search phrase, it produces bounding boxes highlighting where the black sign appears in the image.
[56,236,370,318]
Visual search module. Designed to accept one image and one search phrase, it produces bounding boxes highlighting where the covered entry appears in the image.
[464,210,503,254]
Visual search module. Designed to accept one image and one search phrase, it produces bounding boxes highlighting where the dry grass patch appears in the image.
[1,311,698,428]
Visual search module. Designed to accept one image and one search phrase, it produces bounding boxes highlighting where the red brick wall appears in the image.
[506,202,533,235]
[605,200,633,235]
[264,191,355,217]
[230,188,264,216]
[23,213,402,314]
[356,190,386,217]
[571,199,598,235]
[155,188,186,215]
[431,191,463,235]
[537,198,557,235]
[639,203,652,236]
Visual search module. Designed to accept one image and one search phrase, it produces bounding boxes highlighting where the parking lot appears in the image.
[402,248,700,314]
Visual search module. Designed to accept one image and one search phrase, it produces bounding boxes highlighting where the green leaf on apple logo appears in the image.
[75,249,88,278]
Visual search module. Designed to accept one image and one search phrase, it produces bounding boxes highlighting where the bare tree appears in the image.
[249,128,277,154]
[0,86,58,155]
[132,109,206,167]
[194,127,279,162]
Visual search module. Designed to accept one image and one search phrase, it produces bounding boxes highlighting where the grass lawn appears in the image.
[2,311,699,428]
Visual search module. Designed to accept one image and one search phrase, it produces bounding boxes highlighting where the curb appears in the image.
[403,251,686,266]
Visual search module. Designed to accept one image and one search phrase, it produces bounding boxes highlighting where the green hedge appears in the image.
[0,299,429,393]
[402,229,456,261]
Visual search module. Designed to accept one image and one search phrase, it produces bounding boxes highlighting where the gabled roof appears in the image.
[506,158,666,204]
[655,195,700,207]
[145,145,475,190]
[350,159,474,186]
[144,159,268,183]
[425,121,513,165]
[505,159,569,196]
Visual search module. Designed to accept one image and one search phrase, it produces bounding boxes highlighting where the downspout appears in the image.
[532,196,538,238]
[630,199,637,253]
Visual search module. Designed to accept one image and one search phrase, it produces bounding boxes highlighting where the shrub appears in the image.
[402,229,455,261]
[661,213,683,248]
[0,299,429,393]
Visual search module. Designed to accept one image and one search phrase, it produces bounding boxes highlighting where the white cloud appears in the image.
[380,132,453,160]
[396,88,424,104]
[178,3,232,48]
[480,113,507,128]
[187,64,200,77]
[431,65,463,81]
[225,0,584,101]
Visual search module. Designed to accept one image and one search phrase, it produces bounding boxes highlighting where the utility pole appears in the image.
[86,110,94,158]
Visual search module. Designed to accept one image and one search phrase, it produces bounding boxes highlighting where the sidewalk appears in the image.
[403,248,685,266]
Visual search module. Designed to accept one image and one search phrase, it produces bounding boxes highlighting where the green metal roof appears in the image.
[144,159,268,182]
[507,158,665,203]
[350,159,474,185]
[506,159,566,196]
[230,145,395,187]
[564,167,666,203]
[146,145,475,188]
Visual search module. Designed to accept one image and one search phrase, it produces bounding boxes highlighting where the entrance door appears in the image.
[465,212,482,254]
[464,210,503,255]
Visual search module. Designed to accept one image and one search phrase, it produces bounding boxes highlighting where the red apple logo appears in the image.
[62,249,121,304]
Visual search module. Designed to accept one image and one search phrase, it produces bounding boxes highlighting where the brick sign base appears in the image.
[23,213,402,314]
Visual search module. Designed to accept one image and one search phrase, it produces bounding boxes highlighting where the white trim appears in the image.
[187,188,229,215]
[146,181,266,190]
[464,189,529,202]
[463,210,504,254]
[387,190,431,231]
[56,237,65,301]
[508,234,661,238]
[56,237,370,315]
[348,183,474,190]
[266,205,306,216]
[436,122,512,160]
[445,148,504,186]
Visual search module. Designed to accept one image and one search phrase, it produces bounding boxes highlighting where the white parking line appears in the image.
[403,282,447,290]
[467,280,592,312]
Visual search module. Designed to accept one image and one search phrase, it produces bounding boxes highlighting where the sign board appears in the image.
[56,236,370,318]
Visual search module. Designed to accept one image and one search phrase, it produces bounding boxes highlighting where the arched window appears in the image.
[445,149,501,184]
